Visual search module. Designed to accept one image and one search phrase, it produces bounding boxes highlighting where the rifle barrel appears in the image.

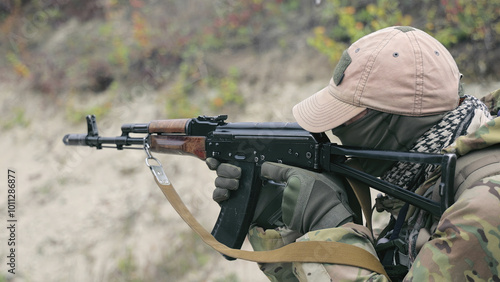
[62,134,145,149]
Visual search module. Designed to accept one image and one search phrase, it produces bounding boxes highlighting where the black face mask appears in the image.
[331,110,444,176]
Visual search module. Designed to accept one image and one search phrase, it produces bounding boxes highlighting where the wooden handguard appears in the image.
[150,135,207,160]
[149,119,190,134]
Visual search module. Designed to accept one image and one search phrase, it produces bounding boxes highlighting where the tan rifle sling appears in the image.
[345,159,375,232]
[149,167,390,280]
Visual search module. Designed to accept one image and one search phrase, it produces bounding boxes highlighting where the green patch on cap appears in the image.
[395,26,415,33]
[333,50,352,86]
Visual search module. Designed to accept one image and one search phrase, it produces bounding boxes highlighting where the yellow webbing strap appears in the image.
[345,159,375,232]
[151,174,389,279]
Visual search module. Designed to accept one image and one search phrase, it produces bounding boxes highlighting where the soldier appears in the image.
[208,26,500,281]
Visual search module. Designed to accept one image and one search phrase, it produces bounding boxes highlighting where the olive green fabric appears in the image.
[395,26,415,32]
[206,157,242,203]
[331,110,444,176]
[261,162,354,234]
[333,50,352,86]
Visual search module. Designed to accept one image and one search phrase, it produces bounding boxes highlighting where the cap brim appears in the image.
[292,84,366,133]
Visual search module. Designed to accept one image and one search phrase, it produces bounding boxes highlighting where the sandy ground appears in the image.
[1,56,499,282]
[0,61,330,282]
[0,84,268,281]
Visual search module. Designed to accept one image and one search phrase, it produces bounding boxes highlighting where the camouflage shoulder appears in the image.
[480,88,500,116]
[443,116,500,156]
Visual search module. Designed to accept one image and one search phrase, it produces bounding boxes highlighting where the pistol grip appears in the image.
[211,162,261,260]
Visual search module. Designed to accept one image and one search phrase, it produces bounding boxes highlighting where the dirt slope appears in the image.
[1,38,500,282]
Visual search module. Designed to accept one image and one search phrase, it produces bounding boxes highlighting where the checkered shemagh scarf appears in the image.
[381,95,490,191]
[380,94,491,264]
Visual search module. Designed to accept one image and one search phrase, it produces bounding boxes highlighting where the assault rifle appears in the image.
[63,114,456,257]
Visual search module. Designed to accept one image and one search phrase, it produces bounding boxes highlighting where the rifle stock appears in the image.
[63,114,456,260]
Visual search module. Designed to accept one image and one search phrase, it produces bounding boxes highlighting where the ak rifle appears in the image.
[63,114,456,258]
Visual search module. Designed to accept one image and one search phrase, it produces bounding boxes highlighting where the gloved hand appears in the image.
[206,157,285,229]
[261,162,354,234]
[206,157,241,203]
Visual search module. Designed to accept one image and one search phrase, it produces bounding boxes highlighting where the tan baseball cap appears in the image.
[293,26,461,133]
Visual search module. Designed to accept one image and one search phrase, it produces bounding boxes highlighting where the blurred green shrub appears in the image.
[0,0,498,101]
[308,0,413,63]
[306,0,500,79]
[210,67,243,110]
[424,0,500,47]
[2,107,30,129]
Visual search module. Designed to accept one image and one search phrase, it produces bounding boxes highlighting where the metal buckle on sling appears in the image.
[144,142,170,185]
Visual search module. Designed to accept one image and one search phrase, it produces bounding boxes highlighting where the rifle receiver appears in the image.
[62,114,458,258]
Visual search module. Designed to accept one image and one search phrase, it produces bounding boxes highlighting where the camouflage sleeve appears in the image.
[405,175,500,281]
[443,116,500,156]
[294,223,388,281]
[248,223,389,281]
[480,88,500,116]
[248,226,302,282]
